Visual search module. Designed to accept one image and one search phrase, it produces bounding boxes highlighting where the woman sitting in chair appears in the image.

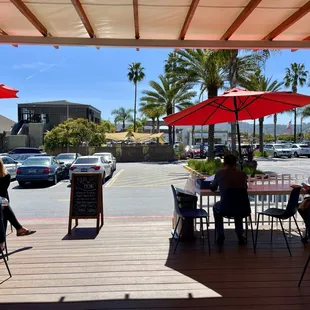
[0,157,35,237]
[298,183,310,243]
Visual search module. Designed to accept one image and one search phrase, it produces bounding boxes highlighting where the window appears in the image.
[75,158,99,164]
[1,157,14,164]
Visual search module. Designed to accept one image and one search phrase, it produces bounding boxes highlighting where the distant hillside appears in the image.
[116,121,310,135]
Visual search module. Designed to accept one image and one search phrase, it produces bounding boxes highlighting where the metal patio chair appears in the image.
[171,185,211,254]
[298,254,310,287]
[213,188,255,252]
[1,203,12,278]
[254,187,303,256]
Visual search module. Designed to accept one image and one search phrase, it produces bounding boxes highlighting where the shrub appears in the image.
[243,166,265,176]
[253,151,269,158]
[187,159,223,175]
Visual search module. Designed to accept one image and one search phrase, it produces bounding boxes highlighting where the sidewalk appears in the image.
[1,217,309,309]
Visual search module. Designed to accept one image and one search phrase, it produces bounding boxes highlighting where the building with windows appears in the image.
[2,100,101,151]
[17,100,101,131]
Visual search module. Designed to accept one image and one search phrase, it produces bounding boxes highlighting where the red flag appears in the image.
[286,120,292,130]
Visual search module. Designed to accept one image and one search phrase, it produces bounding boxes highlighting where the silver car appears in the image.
[93,152,116,174]
[0,155,19,179]
[69,156,112,183]
[264,144,292,158]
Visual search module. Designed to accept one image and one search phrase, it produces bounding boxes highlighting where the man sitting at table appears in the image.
[210,154,249,246]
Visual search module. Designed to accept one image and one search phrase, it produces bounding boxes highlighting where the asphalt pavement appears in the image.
[7,158,310,220]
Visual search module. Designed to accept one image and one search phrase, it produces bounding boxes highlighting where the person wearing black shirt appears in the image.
[0,157,35,237]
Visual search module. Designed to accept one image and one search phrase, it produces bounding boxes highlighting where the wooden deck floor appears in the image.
[1,218,310,310]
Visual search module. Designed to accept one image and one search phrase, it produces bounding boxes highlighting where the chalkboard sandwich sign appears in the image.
[68,172,104,234]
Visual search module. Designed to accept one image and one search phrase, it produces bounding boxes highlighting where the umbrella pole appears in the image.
[233,97,243,170]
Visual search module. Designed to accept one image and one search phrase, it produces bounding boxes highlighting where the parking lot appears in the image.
[7,158,310,221]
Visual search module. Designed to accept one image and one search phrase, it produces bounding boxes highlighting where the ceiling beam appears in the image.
[262,1,310,41]
[0,28,18,47]
[133,0,140,39]
[291,35,310,52]
[221,0,262,40]
[179,0,200,40]
[10,0,58,49]
[71,0,95,38]
[1,36,310,50]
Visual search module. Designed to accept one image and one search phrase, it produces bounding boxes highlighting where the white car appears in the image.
[93,152,116,172]
[264,144,292,158]
[290,144,310,158]
[0,155,19,179]
[69,156,112,183]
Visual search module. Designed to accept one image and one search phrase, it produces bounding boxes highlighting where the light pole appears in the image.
[66,103,69,152]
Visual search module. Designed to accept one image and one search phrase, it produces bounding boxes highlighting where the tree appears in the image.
[101,120,116,133]
[284,62,309,142]
[44,118,105,151]
[139,101,165,133]
[111,107,133,130]
[140,74,196,144]
[242,70,284,152]
[219,49,271,153]
[170,49,225,159]
[128,62,145,132]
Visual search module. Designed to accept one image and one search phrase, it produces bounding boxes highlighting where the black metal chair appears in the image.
[298,254,310,287]
[254,187,303,256]
[1,203,12,278]
[214,188,255,252]
[171,185,211,254]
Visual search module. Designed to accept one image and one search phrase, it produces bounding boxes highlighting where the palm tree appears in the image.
[169,49,225,159]
[140,74,196,144]
[139,101,165,133]
[111,107,133,131]
[127,62,145,132]
[242,70,284,152]
[219,49,271,153]
[284,62,309,142]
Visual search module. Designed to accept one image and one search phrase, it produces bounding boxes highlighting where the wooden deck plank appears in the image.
[1,218,310,309]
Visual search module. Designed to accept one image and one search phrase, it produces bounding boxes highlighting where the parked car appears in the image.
[13,153,43,164]
[69,156,112,184]
[93,152,116,173]
[187,145,204,158]
[9,147,46,160]
[264,144,292,158]
[214,144,228,158]
[16,156,65,187]
[0,155,19,179]
[56,153,81,178]
[290,144,310,158]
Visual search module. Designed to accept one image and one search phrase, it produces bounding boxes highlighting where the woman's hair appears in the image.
[0,157,7,177]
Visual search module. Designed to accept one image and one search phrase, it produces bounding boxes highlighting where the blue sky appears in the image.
[1,45,310,126]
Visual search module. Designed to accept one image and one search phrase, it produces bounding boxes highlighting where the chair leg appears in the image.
[10,223,13,233]
[245,218,248,243]
[200,218,205,242]
[173,223,184,254]
[0,247,12,278]
[254,213,260,251]
[249,215,255,253]
[271,217,274,243]
[292,215,304,244]
[298,254,310,287]
[4,241,8,261]
[279,219,292,257]
[205,217,211,254]
[172,217,180,241]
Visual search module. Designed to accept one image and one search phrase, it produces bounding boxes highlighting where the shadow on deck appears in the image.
[1,218,309,309]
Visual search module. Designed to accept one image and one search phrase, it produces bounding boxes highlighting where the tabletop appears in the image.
[196,184,293,196]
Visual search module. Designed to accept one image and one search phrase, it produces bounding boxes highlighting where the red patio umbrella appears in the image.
[0,83,19,99]
[164,88,310,163]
